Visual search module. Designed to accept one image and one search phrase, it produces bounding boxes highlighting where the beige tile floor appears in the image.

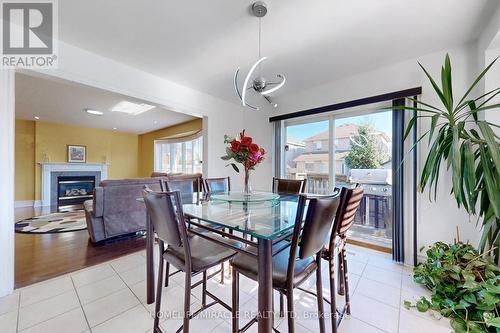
[0,244,452,333]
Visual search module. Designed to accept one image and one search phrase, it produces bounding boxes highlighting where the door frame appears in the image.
[0,69,15,297]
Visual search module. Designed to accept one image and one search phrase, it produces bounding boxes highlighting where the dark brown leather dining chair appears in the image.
[204,176,230,193]
[230,193,341,333]
[143,188,240,333]
[322,186,364,333]
[272,177,306,195]
[161,176,229,284]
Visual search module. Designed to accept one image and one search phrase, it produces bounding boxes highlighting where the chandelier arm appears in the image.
[262,95,277,108]
[261,74,286,95]
[234,67,259,110]
[242,57,267,107]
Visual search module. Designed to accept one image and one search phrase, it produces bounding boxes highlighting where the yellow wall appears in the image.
[138,118,202,177]
[15,118,202,201]
[15,120,140,201]
[15,120,35,201]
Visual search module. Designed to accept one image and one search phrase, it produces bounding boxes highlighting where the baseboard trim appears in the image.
[15,200,34,208]
[15,200,42,208]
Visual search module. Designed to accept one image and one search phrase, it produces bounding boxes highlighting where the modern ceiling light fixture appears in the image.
[234,1,285,110]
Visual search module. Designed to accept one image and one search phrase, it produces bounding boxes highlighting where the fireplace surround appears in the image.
[40,163,108,208]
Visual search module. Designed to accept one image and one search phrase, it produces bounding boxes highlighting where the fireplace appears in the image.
[57,176,95,211]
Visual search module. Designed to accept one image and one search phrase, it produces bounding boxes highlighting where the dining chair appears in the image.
[204,176,230,193]
[161,176,229,284]
[272,177,306,195]
[272,177,307,315]
[322,186,364,333]
[230,193,341,333]
[161,176,202,205]
[143,188,240,333]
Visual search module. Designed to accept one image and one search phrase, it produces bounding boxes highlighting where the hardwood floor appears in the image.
[15,206,146,288]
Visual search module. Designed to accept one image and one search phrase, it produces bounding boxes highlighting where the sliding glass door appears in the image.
[284,120,330,194]
[335,111,393,250]
[282,109,394,251]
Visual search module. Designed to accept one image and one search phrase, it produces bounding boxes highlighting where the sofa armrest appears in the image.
[93,187,104,217]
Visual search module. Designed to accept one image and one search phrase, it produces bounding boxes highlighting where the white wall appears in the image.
[0,70,15,297]
[273,42,483,263]
[485,47,500,131]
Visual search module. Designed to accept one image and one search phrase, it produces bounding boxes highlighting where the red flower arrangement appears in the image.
[221,130,266,193]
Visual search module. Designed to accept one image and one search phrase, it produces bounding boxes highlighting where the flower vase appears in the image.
[244,168,251,196]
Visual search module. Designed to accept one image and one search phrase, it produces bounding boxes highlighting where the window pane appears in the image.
[335,111,393,250]
[285,120,329,194]
[154,135,203,175]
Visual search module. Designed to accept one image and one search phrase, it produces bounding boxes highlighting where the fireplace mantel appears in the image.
[40,163,108,207]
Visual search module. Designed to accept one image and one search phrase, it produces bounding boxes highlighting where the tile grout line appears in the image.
[70,275,92,333]
[16,297,81,331]
[102,263,163,329]
[347,315,392,333]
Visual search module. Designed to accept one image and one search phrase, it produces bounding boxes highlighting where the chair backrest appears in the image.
[272,177,306,195]
[142,189,186,248]
[333,186,364,237]
[161,176,201,205]
[204,177,230,193]
[298,194,341,259]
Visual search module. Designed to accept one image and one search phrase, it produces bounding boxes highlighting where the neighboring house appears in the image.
[285,136,306,175]
[291,124,391,178]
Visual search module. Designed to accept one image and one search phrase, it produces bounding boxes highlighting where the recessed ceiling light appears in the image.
[153,120,158,124]
[85,109,104,116]
[111,101,155,115]
[112,127,117,130]
[34,116,40,120]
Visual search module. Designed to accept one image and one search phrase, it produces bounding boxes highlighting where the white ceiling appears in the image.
[15,73,197,134]
[57,0,498,106]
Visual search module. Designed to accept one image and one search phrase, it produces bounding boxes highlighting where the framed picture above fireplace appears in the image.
[67,145,86,163]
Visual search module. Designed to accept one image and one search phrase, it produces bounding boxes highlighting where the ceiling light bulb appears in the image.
[34,116,40,120]
[85,109,104,115]
[112,127,117,130]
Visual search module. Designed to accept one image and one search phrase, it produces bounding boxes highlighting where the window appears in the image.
[313,141,322,150]
[154,135,203,174]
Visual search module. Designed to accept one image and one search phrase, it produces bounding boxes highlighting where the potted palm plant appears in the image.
[393,54,500,261]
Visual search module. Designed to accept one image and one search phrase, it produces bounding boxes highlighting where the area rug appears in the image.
[15,211,87,234]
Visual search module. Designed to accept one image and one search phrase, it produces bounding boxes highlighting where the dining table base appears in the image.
[257,239,274,333]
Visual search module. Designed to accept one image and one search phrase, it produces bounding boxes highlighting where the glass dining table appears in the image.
[143,192,301,333]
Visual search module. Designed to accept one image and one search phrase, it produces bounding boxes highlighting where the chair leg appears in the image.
[279,292,285,317]
[337,251,345,296]
[221,262,225,284]
[232,268,239,333]
[341,248,351,315]
[315,255,326,333]
[328,255,338,333]
[202,271,207,307]
[286,289,295,333]
[183,267,192,333]
[153,246,164,331]
[165,261,170,287]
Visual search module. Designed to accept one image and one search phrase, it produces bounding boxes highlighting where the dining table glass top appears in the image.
[182,192,301,240]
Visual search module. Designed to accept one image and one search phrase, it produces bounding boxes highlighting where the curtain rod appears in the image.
[268,87,422,122]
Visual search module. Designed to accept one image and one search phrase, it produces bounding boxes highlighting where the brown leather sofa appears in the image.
[84,178,163,242]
